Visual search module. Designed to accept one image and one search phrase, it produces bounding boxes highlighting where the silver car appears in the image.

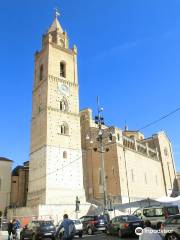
[161,214,180,240]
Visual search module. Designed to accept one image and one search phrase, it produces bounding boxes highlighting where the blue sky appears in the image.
[0,0,180,171]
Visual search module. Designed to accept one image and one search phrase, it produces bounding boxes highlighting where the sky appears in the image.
[0,0,180,171]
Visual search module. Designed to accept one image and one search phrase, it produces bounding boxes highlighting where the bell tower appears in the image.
[27,11,85,206]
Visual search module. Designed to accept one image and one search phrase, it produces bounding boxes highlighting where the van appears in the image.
[132,205,179,228]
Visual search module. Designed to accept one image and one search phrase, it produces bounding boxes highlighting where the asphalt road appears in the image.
[0,232,136,240]
[77,233,136,240]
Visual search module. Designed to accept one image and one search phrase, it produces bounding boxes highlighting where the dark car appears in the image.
[106,215,144,237]
[79,215,107,235]
[20,220,56,240]
[161,214,180,240]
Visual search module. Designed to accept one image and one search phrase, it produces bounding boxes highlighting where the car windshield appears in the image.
[127,216,141,221]
[121,215,140,222]
[73,220,81,224]
[165,206,179,215]
[38,221,54,226]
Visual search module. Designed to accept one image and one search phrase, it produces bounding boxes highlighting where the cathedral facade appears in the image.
[7,12,178,221]
[80,108,177,205]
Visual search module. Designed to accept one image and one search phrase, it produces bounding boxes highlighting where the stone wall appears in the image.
[0,160,12,214]
[7,203,95,225]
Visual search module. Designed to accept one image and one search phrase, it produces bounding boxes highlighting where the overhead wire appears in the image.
[137,107,180,131]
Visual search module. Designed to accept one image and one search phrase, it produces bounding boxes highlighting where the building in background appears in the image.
[10,161,29,208]
[176,173,180,195]
[0,157,13,215]
[80,109,178,205]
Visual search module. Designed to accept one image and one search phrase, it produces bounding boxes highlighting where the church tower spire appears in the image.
[42,10,69,49]
[48,9,63,33]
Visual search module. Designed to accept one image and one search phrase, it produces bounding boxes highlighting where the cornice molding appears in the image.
[48,75,78,88]
[47,106,79,117]
[50,42,76,55]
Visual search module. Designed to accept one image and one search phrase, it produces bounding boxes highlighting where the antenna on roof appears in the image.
[124,121,128,131]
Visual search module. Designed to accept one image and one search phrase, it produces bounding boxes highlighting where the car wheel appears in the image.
[118,229,123,238]
[87,227,93,235]
[166,233,179,240]
[156,222,162,229]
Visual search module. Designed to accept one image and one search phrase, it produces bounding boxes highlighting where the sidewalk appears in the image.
[0,231,8,240]
[0,230,8,235]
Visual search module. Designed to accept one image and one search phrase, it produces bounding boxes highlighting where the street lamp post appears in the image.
[86,97,111,213]
[95,97,108,213]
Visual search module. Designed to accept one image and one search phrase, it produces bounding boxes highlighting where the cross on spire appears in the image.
[54,7,60,18]
[48,8,63,33]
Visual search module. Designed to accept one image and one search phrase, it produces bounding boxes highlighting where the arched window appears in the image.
[60,123,69,135]
[60,62,66,78]
[117,133,120,141]
[60,99,68,111]
[59,39,65,48]
[39,64,44,81]
[63,151,67,159]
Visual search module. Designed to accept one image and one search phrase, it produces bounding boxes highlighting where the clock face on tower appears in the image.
[58,83,69,96]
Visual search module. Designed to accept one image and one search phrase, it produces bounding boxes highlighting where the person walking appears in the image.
[12,219,19,240]
[139,220,162,240]
[7,220,13,240]
[56,214,75,240]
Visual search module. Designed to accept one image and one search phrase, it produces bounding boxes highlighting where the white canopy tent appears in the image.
[113,197,180,213]
[156,195,180,208]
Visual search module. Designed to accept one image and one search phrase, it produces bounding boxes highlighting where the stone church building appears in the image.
[80,109,177,205]
[6,12,178,220]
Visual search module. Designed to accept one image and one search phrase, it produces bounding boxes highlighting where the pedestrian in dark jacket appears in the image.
[7,220,13,240]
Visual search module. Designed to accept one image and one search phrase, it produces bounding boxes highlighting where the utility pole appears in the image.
[86,97,113,214]
[95,96,108,213]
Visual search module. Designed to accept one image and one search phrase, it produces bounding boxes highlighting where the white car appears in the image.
[73,220,83,238]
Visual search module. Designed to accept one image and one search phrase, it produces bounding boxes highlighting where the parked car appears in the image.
[72,220,83,238]
[79,215,107,235]
[161,214,180,240]
[133,205,179,228]
[20,220,56,240]
[106,215,143,237]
